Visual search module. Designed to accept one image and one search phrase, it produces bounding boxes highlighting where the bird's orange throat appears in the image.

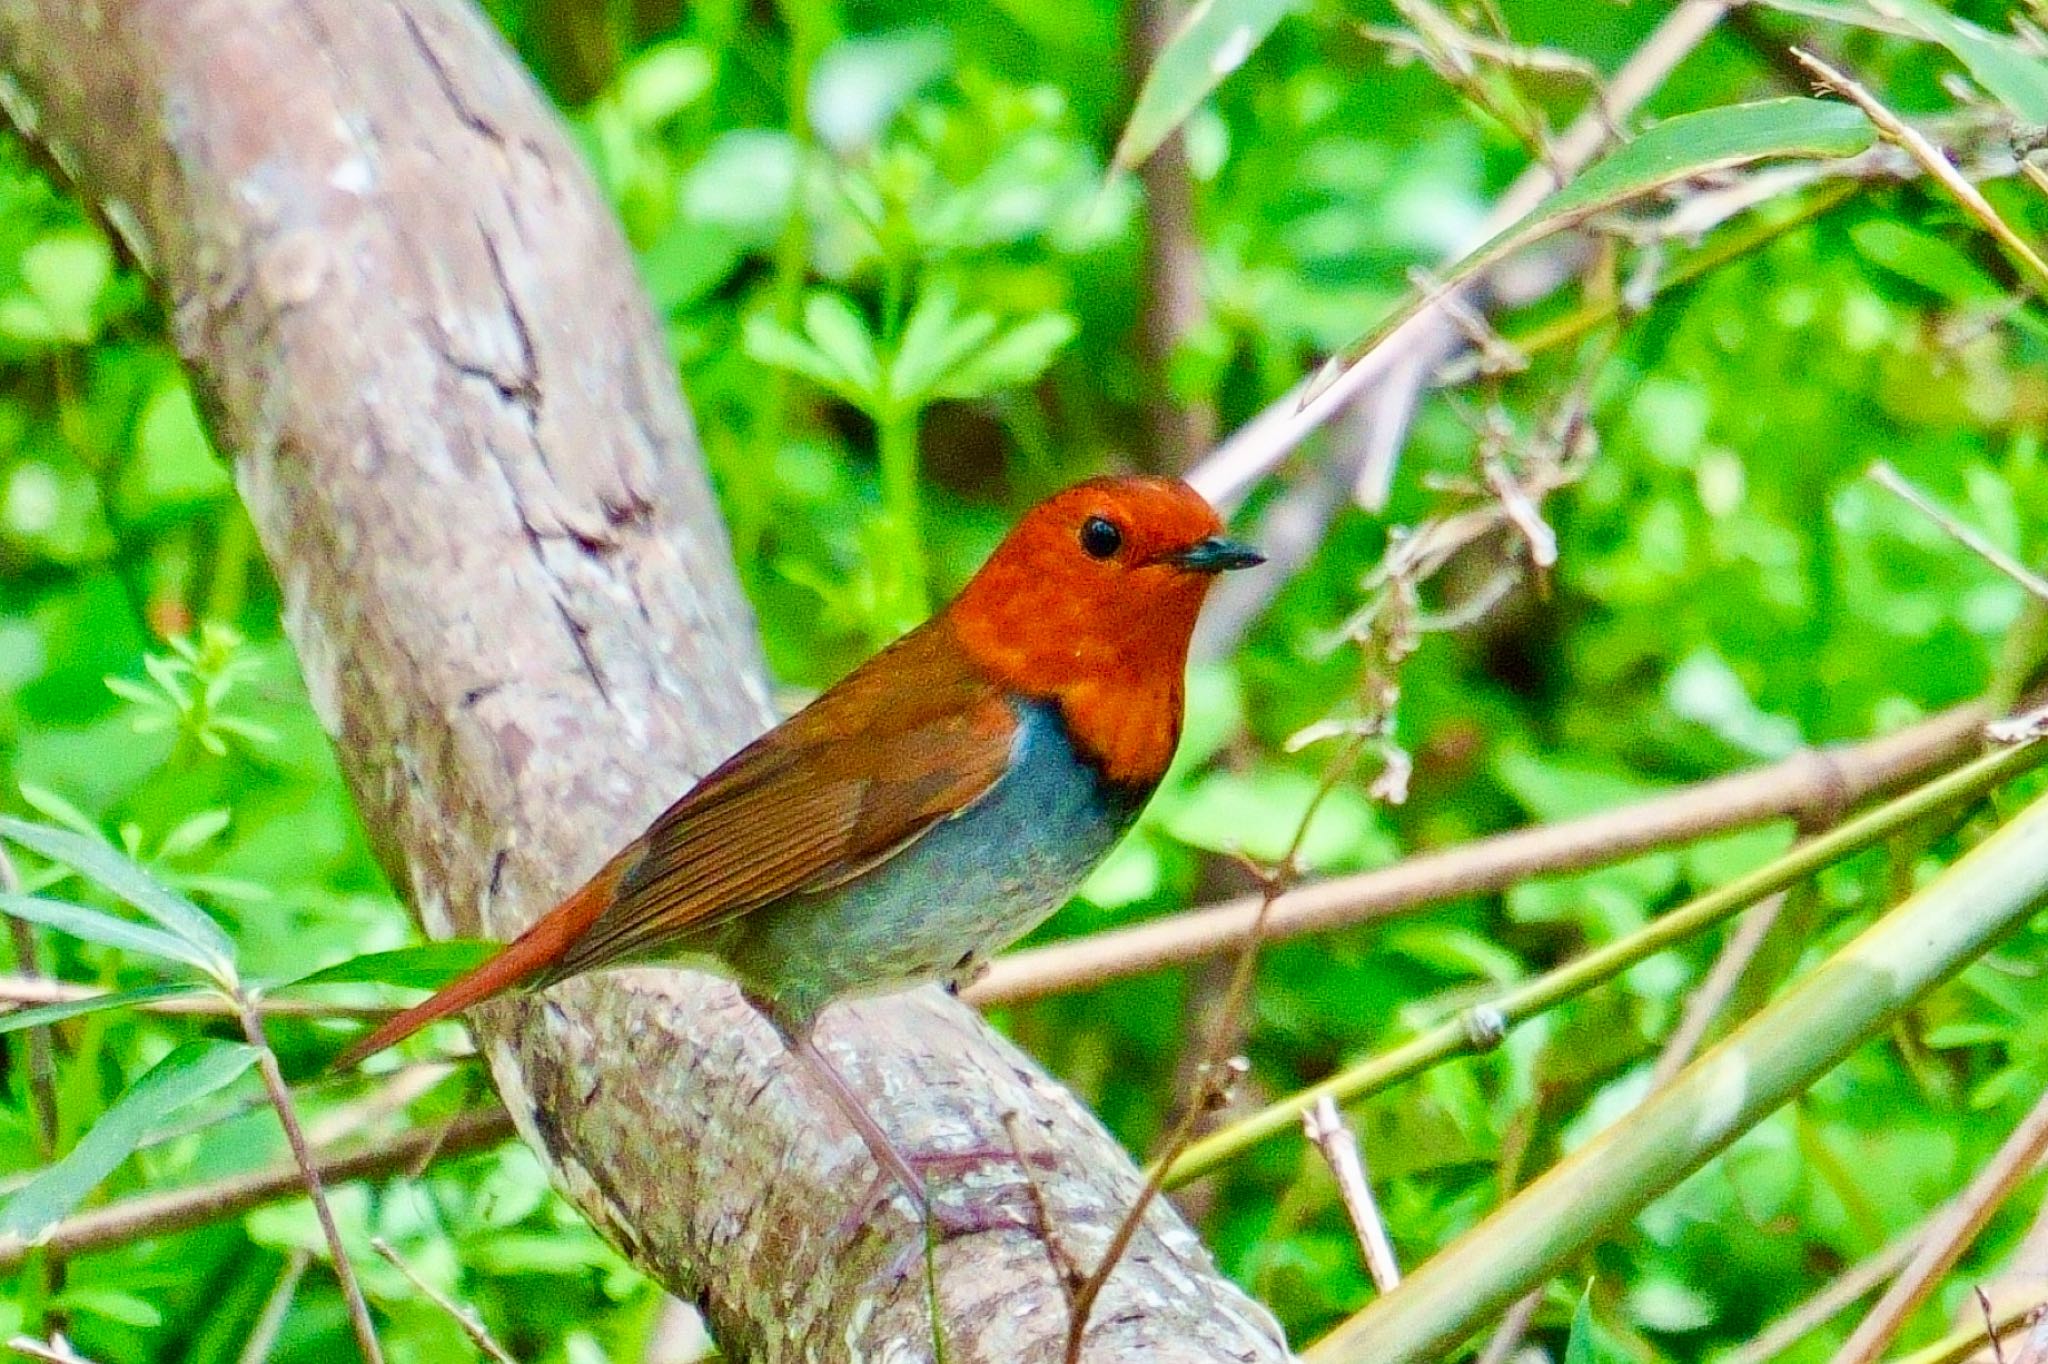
[944,577,1204,789]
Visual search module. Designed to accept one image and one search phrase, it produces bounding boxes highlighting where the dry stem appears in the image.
[1302,1097,1402,1292]
[0,1108,511,1275]
[1869,461,2048,603]
[1832,1083,2048,1364]
[371,1238,518,1363]
[1793,47,2048,288]
[237,998,385,1364]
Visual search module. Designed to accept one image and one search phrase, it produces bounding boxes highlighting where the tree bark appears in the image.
[0,1,1291,1358]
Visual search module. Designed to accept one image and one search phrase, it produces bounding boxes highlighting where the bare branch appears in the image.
[1302,1097,1402,1292]
[0,1109,514,1275]
[0,976,389,1020]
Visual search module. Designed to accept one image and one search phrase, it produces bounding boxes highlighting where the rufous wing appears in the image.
[335,619,1017,1066]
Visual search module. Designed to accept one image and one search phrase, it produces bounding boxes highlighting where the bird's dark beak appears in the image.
[1169,536,1265,573]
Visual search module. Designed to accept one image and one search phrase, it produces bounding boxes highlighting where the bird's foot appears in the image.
[835,1143,1057,1256]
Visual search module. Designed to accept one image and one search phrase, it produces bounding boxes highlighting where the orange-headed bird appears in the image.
[339,475,1261,1206]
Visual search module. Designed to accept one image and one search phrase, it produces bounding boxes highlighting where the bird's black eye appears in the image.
[1080,516,1123,560]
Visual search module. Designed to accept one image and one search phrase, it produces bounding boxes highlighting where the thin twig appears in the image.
[1981,1289,2010,1364]
[1062,737,1370,1364]
[1831,1082,2048,1364]
[371,1238,518,1363]
[1302,1097,1401,1292]
[969,699,1989,1005]
[0,847,59,1160]
[1651,893,1789,1091]
[237,1251,311,1364]
[1001,1110,1085,1298]
[236,998,385,1364]
[0,976,390,1019]
[1869,460,2048,603]
[1794,47,2048,289]
[2010,1307,2048,1364]
[1728,1228,1947,1364]
[1188,0,1733,510]
[0,841,63,1329]
[0,1107,512,1274]
[1892,1298,2046,1364]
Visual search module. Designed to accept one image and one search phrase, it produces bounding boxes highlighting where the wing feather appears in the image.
[542,622,1017,981]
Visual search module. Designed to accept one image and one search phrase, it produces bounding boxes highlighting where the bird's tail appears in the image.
[333,854,632,1069]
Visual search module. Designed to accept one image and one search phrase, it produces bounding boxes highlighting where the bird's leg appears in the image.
[782,1023,931,1214]
[764,1010,1040,1258]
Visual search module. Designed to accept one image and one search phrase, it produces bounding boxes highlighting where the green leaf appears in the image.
[615,41,713,128]
[0,982,209,1036]
[157,808,232,860]
[1874,0,2048,124]
[0,1040,257,1242]
[15,784,101,838]
[801,292,883,398]
[934,313,1077,401]
[275,939,497,991]
[54,1285,164,1329]
[1328,100,1875,378]
[121,381,231,518]
[742,315,860,400]
[889,289,996,406]
[0,893,213,971]
[0,817,236,976]
[1563,1281,1598,1364]
[1114,0,1293,171]
[1852,219,2004,302]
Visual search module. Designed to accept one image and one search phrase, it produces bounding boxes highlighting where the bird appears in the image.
[338,474,1261,1211]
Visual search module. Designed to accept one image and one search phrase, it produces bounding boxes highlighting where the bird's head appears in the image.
[945,476,1262,786]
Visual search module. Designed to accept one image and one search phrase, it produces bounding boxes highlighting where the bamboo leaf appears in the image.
[1562,1283,1597,1364]
[1304,781,2048,1364]
[1114,0,1293,171]
[275,940,496,991]
[0,817,236,977]
[1871,0,2048,123]
[0,982,209,1035]
[1320,99,1875,394]
[0,1040,257,1242]
[0,893,213,971]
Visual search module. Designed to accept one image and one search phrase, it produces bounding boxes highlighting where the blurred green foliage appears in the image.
[4,1,2048,1361]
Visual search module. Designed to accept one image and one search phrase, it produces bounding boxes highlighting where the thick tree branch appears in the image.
[0,1,1289,1357]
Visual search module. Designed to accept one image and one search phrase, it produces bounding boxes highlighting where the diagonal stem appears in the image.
[1162,736,2048,1187]
[236,997,385,1364]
